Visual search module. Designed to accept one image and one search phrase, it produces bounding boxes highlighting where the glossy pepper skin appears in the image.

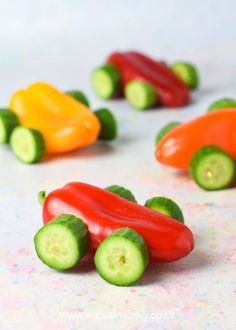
[156,109,236,170]
[9,82,100,154]
[43,182,194,262]
[107,51,190,108]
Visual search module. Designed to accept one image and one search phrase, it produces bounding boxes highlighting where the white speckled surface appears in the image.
[1,1,236,329]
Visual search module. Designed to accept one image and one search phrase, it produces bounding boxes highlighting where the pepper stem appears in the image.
[38,191,46,206]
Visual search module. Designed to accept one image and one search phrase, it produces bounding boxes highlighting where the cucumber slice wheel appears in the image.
[94,228,149,286]
[155,121,181,145]
[125,80,157,110]
[189,146,236,190]
[94,108,117,140]
[65,90,90,107]
[105,185,137,203]
[0,109,19,144]
[92,64,120,99]
[171,62,199,90]
[34,214,89,270]
[207,98,236,112]
[10,127,45,164]
[145,197,184,223]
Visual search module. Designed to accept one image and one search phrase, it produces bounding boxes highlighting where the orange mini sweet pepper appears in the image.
[9,82,100,153]
[155,109,236,170]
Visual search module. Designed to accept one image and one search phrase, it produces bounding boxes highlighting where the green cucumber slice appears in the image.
[189,145,235,190]
[10,127,45,164]
[65,90,90,107]
[0,109,19,144]
[94,228,149,286]
[38,191,46,206]
[124,80,157,110]
[145,197,184,223]
[105,185,137,203]
[207,98,236,112]
[92,64,120,99]
[155,121,181,145]
[94,108,117,140]
[34,214,89,270]
[171,62,199,90]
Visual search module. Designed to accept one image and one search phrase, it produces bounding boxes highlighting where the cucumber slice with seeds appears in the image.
[105,185,137,203]
[189,145,235,190]
[171,62,199,90]
[92,64,120,99]
[0,109,19,144]
[207,98,236,112]
[145,197,184,223]
[34,214,89,270]
[155,121,181,145]
[94,108,117,140]
[94,228,149,286]
[125,80,157,110]
[65,90,90,107]
[10,127,45,164]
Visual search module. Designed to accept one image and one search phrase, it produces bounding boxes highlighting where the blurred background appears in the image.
[0,0,236,104]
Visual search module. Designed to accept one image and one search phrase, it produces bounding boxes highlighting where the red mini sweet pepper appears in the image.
[107,51,190,107]
[42,182,194,262]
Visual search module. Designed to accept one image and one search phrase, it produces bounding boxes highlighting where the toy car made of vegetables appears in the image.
[34,182,194,286]
[92,51,199,110]
[0,82,117,163]
[155,108,236,190]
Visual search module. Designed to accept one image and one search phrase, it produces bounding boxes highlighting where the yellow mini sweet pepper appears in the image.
[9,82,101,153]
